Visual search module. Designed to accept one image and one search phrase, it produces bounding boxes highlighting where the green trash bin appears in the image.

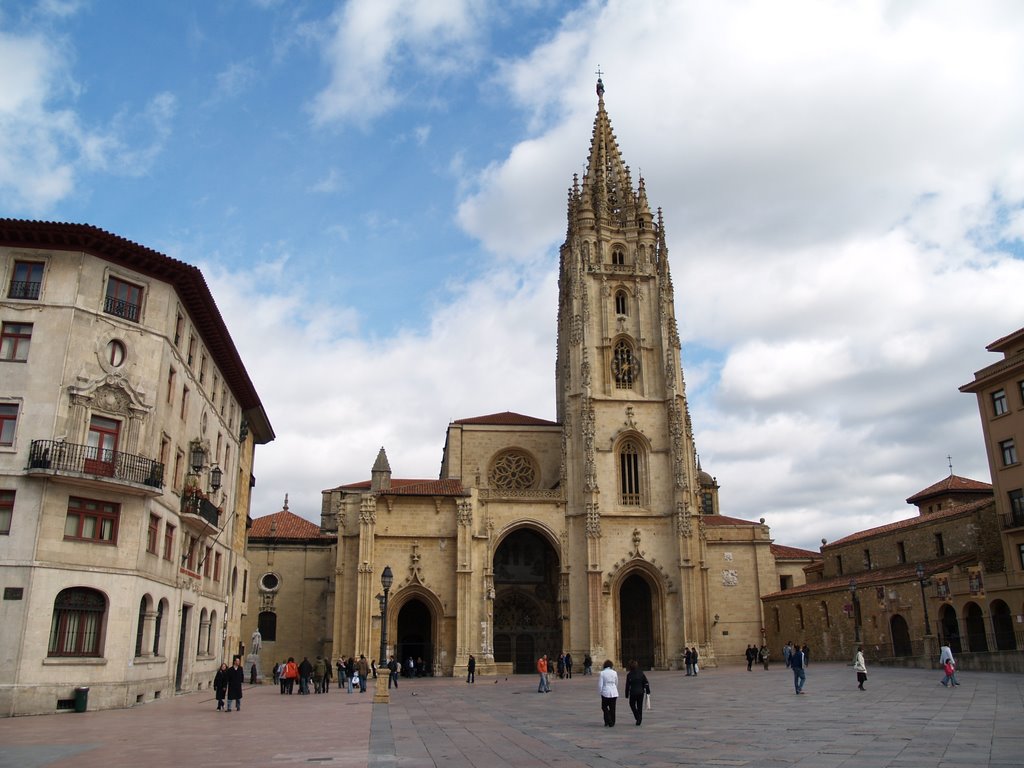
[74,687,89,712]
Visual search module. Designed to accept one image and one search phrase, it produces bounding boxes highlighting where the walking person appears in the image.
[388,656,399,689]
[225,656,245,711]
[598,660,619,727]
[214,662,228,711]
[584,654,593,676]
[684,647,693,676]
[939,644,960,686]
[283,657,298,694]
[357,655,370,693]
[323,656,332,692]
[537,654,550,693]
[759,644,770,670]
[745,644,756,671]
[783,641,793,669]
[624,660,651,726]
[853,646,867,690]
[691,647,699,675]
[565,652,573,679]
[790,643,806,694]
[466,654,476,683]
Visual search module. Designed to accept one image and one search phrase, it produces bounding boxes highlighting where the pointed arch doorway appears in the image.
[396,598,434,676]
[619,572,655,669]
[492,527,561,673]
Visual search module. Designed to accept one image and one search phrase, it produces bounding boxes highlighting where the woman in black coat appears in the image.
[213,662,228,711]
[624,660,651,726]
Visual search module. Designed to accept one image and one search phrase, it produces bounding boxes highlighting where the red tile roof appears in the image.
[703,514,764,526]
[453,411,559,426]
[762,554,976,600]
[249,511,332,540]
[333,478,467,497]
[905,474,991,504]
[770,543,823,560]
[825,498,994,549]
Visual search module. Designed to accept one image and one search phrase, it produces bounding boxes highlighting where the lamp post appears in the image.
[374,565,394,704]
[915,563,932,636]
[849,578,861,644]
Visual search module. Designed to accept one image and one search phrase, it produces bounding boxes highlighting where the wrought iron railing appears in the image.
[28,439,164,488]
[1000,510,1024,530]
[103,295,140,322]
[181,493,220,528]
[7,280,40,300]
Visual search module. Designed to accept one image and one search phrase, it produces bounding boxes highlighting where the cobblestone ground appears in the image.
[1,663,1022,767]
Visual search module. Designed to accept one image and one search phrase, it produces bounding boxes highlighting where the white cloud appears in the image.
[309,0,488,127]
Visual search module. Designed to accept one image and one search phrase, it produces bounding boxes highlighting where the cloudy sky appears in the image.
[3,0,1023,552]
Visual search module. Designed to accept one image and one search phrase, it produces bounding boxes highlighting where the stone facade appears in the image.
[243,82,816,676]
[763,476,1003,663]
[0,222,273,715]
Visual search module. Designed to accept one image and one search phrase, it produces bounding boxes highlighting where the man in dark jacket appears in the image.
[298,656,313,694]
[225,656,245,711]
[624,659,651,726]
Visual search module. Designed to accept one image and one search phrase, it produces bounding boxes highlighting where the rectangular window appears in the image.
[992,389,1009,416]
[1019,380,1024,408]
[0,489,13,534]
[1019,543,1024,571]
[0,322,32,361]
[64,497,119,543]
[183,534,197,572]
[836,554,843,575]
[0,403,18,447]
[935,532,945,557]
[147,514,160,554]
[174,312,185,347]
[896,541,906,564]
[9,261,44,300]
[212,374,219,408]
[104,276,144,322]
[187,334,196,367]
[204,546,213,578]
[85,415,120,477]
[159,435,170,469]
[214,551,222,581]
[1000,438,1018,466]
[163,523,175,560]
[174,448,184,490]
[166,367,176,404]
[863,548,872,569]
[199,353,208,385]
[1009,489,1024,526]
[180,385,189,421]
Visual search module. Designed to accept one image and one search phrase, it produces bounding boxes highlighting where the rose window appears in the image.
[490,451,537,490]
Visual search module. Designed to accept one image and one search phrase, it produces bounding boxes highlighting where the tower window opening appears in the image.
[619,439,642,506]
[615,290,628,316]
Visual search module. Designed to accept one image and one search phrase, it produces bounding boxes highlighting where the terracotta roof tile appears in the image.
[453,411,559,427]
[378,479,467,496]
[770,543,823,560]
[249,510,332,540]
[905,474,991,504]
[703,514,764,526]
[825,498,994,549]
[762,554,976,600]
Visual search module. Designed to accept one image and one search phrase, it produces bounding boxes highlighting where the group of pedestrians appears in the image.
[597,659,652,727]
[744,644,770,671]
[270,654,372,695]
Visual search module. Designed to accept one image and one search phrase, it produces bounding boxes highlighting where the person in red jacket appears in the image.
[537,654,550,693]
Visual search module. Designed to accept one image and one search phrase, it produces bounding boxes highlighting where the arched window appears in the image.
[49,587,106,657]
[796,605,805,630]
[197,608,209,656]
[135,596,149,657]
[258,610,278,642]
[615,290,628,316]
[821,601,830,628]
[612,248,625,266]
[773,607,781,632]
[153,599,167,656]
[618,439,643,506]
[612,339,636,389]
[208,610,218,656]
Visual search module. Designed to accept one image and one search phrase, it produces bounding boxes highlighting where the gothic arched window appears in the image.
[615,290,628,316]
[612,339,636,389]
[618,439,643,506]
[612,248,625,266]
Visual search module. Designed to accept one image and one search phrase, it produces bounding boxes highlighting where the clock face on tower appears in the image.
[612,340,637,388]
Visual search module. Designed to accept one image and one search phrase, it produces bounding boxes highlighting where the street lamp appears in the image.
[915,563,932,636]
[849,578,861,643]
[375,565,394,704]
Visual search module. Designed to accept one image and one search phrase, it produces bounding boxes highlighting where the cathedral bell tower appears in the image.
[557,77,709,663]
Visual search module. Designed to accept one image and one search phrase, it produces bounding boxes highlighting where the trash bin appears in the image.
[74,687,89,712]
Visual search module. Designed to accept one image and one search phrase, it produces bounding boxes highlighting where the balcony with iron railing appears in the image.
[180,489,221,533]
[26,439,164,496]
[1000,510,1024,530]
[103,295,140,322]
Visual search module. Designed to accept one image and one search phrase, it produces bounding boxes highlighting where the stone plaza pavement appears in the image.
[1,662,1022,768]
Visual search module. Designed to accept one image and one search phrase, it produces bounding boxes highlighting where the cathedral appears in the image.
[244,80,817,675]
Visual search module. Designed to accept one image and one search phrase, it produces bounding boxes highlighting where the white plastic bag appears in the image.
[645,693,652,710]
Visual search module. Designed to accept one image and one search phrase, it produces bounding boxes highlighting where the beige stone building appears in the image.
[244,81,814,676]
[762,475,1004,664]
[960,326,1024,659]
[0,221,273,715]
